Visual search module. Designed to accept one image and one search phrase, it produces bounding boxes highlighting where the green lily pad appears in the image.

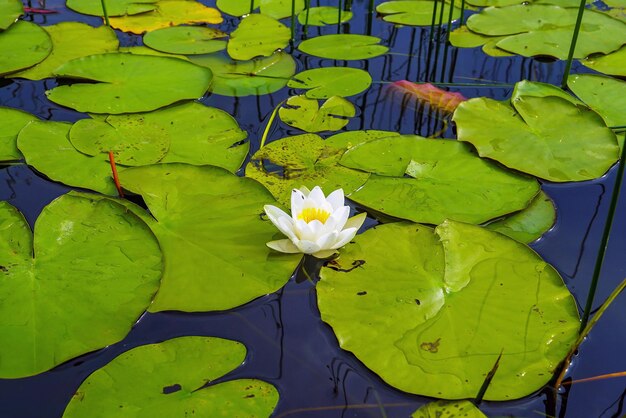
[116,164,301,312]
[512,79,581,105]
[0,107,37,161]
[17,121,117,195]
[340,136,539,224]
[11,22,119,80]
[467,0,584,5]
[279,95,355,132]
[412,400,487,418]
[297,6,353,26]
[318,221,579,400]
[66,0,158,16]
[581,46,626,77]
[298,34,388,60]
[288,67,372,99]
[260,0,305,19]
[46,53,212,114]
[0,21,52,76]
[109,0,223,34]
[485,190,555,243]
[449,26,513,56]
[326,129,400,149]
[216,0,260,16]
[568,74,626,128]
[245,133,370,206]
[453,85,620,182]
[0,193,162,378]
[466,5,626,59]
[376,1,462,26]
[143,26,227,55]
[0,0,23,30]
[62,337,279,418]
[190,51,295,97]
[227,13,290,61]
[69,102,248,171]
[118,45,190,60]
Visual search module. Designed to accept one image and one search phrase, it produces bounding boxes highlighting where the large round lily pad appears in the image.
[190,51,296,97]
[46,53,212,114]
[297,6,353,26]
[0,0,23,30]
[12,22,119,80]
[278,95,355,132]
[62,337,279,417]
[568,74,626,129]
[377,1,462,26]
[117,164,302,312]
[581,46,626,77]
[0,193,162,378]
[143,26,227,55]
[0,21,52,76]
[66,0,158,16]
[288,67,372,99]
[0,107,37,161]
[453,84,620,182]
[318,221,580,400]
[227,13,290,61]
[298,34,388,60]
[340,136,540,225]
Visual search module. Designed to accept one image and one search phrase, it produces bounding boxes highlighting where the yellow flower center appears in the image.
[298,207,330,224]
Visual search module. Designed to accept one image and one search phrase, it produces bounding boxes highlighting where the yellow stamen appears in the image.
[298,207,330,224]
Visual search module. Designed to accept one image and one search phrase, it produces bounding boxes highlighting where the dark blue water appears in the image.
[1,1,626,417]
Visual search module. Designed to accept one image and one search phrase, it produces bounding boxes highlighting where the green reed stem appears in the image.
[100,0,110,26]
[580,132,626,330]
[291,0,296,42]
[249,0,254,14]
[459,0,466,25]
[367,0,375,35]
[440,0,456,82]
[337,0,343,34]
[431,0,447,81]
[424,0,439,81]
[304,0,311,35]
[260,100,285,148]
[560,0,586,88]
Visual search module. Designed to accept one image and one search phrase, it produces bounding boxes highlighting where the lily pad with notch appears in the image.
[297,6,353,26]
[581,46,626,77]
[0,0,23,30]
[227,13,290,61]
[260,0,305,19]
[143,26,227,55]
[0,21,52,76]
[0,106,38,161]
[568,74,626,129]
[278,95,355,133]
[288,67,372,99]
[216,0,260,16]
[298,34,388,60]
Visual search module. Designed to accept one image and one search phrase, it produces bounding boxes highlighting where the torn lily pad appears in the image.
[279,95,355,133]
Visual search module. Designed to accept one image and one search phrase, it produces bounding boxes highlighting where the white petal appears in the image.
[330,227,358,249]
[296,240,321,254]
[328,206,350,232]
[344,212,367,231]
[312,249,337,259]
[308,186,326,206]
[291,189,306,219]
[264,204,291,226]
[299,219,324,241]
[298,185,311,195]
[315,231,339,250]
[277,217,299,242]
[325,189,345,210]
[267,239,302,254]
[264,205,296,238]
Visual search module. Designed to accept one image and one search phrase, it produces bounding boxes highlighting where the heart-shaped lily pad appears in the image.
[108,0,223,34]
[46,53,212,114]
[0,0,23,30]
[143,26,227,55]
[62,337,279,418]
[581,46,626,77]
[318,221,579,400]
[216,0,259,16]
[260,0,305,19]
[412,400,487,418]
[0,21,52,76]
[288,67,372,99]
[190,51,296,97]
[279,95,355,132]
[116,164,301,312]
[377,0,462,26]
[568,74,626,129]
[0,107,37,161]
[66,0,157,16]
[227,13,290,61]
[11,22,119,80]
[298,34,388,60]
[453,82,620,182]
[0,193,162,378]
[340,135,540,225]
[297,6,353,26]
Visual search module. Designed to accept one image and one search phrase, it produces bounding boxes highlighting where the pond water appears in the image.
[1,0,626,417]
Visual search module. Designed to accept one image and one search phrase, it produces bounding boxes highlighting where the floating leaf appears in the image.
[0,193,162,378]
[581,46,626,77]
[11,22,119,80]
[69,102,248,171]
[66,0,157,16]
[298,34,388,60]
[62,337,279,418]
[485,190,555,243]
[108,0,222,34]
[116,164,301,312]
[0,21,51,76]
[190,51,295,97]
[288,67,371,99]
[297,6,353,26]
[18,121,117,194]
[119,45,190,60]
[325,130,400,150]
[0,107,37,161]
[216,0,260,16]
[245,134,370,206]
[0,0,23,30]
[412,400,487,418]
[46,53,212,114]
[449,27,513,57]
[340,136,539,224]
[466,5,626,59]
[143,26,227,55]
[568,74,626,128]
[279,95,355,132]
[260,0,305,19]
[318,221,579,400]
[227,14,290,61]
[389,81,466,113]
[453,83,620,182]
[376,1,461,26]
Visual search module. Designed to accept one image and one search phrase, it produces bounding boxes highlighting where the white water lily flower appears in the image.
[264,186,366,259]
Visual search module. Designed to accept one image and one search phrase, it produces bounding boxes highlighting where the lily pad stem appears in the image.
[108,151,124,198]
[100,0,110,26]
[560,0,586,88]
[260,99,286,148]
